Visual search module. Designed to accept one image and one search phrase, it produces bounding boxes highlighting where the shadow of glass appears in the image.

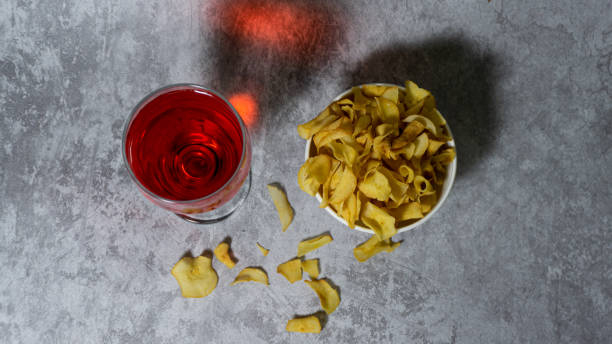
[348,36,500,179]
[204,0,347,131]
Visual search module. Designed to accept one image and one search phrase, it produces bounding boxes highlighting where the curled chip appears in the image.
[297,108,338,139]
[361,202,397,240]
[267,184,294,232]
[328,165,357,205]
[231,267,269,286]
[391,202,424,221]
[214,242,237,269]
[286,315,322,333]
[358,170,391,202]
[301,259,320,279]
[171,256,218,298]
[277,258,303,283]
[297,81,456,234]
[305,279,340,314]
[256,242,269,256]
[297,233,333,257]
[353,235,401,262]
[298,155,333,196]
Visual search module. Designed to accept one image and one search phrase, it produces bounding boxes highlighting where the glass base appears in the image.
[175,171,251,224]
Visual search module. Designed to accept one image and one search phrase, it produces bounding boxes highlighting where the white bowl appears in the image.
[304,83,457,234]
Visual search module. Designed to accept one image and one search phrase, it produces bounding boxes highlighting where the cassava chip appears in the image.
[353,235,401,262]
[361,202,397,240]
[328,165,357,205]
[297,233,333,257]
[231,267,269,286]
[286,315,322,333]
[297,108,337,139]
[256,242,270,256]
[171,256,218,298]
[277,258,303,283]
[301,259,320,279]
[391,202,423,221]
[305,279,340,314]
[267,184,294,232]
[298,155,333,196]
[358,170,391,202]
[214,242,236,269]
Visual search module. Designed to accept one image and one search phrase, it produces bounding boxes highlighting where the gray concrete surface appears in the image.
[1,0,611,343]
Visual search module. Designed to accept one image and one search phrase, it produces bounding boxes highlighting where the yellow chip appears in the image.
[404,114,439,137]
[304,279,340,314]
[427,138,445,155]
[214,242,237,269]
[361,202,397,240]
[376,166,409,203]
[231,267,269,286]
[362,84,387,97]
[353,235,401,262]
[377,97,400,127]
[353,114,371,137]
[301,259,320,279]
[326,140,359,167]
[413,133,429,159]
[297,108,338,139]
[358,170,391,202]
[414,175,435,195]
[286,315,322,333]
[329,165,357,205]
[391,202,424,221]
[392,120,425,149]
[404,80,431,106]
[256,242,269,256]
[352,86,369,111]
[313,128,352,149]
[320,159,341,208]
[297,233,333,257]
[381,86,399,104]
[171,256,218,298]
[420,193,438,213]
[341,192,360,228]
[267,184,294,232]
[277,258,303,283]
[298,155,333,196]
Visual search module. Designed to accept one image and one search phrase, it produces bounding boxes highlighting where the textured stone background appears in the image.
[1,0,611,343]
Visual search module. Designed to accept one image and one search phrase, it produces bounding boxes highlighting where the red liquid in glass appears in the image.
[125,88,243,201]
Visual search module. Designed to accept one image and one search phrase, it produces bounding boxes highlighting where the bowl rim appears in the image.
[304,83,457,234]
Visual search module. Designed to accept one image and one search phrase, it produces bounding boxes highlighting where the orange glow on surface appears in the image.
[229,93,258,127]
[213,0,335,59]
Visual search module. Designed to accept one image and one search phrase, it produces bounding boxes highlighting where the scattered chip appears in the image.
[297,233,333,257]
[267,184,294,232]
[214,242,237,269]
[231,267,269,286]
[277,258,303,283]
[353,235,401,262]
[304,279,340,314]
[256,242,269,256]
[301,259,320,279]
[171,256,218,298]
[286,315,322,333]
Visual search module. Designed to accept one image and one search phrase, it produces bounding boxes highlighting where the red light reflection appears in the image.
[212,0,336,60]
[229,93,258,127]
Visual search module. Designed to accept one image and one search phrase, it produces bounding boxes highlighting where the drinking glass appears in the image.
[122,84,252,224]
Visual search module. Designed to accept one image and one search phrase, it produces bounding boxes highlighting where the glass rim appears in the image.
[121,83,249,205]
